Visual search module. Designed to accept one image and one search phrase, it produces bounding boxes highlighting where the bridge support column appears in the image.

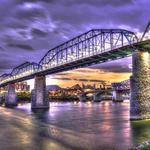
[31,75,49,109]
[130,50,150,120]
[5,84,17,107]
[78,93,87,102]
[112,90,123,102]
[0,88,2,105]
[93,93,102,102]
[0,95,3,105]
[0,93,5,105]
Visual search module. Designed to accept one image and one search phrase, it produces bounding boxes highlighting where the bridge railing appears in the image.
[0,62,41,85]
[40,42,133,71]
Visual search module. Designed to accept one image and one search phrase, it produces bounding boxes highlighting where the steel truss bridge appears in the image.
[0,22,150,87]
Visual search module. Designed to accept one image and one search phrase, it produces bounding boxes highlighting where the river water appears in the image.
[0,101,150,150]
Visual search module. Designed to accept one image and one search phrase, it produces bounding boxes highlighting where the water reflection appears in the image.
[0,101,149,149]
[131,120,150,146]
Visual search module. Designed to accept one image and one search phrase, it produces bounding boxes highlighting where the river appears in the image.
[0,101,150,150]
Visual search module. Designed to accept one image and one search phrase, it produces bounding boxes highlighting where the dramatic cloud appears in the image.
[0,0,149,84]
[52,77,106,83]
[7,43,34,51]
[45,67,131,87]
[0,47,4,51]
[90,57,132,73]
[31,28,48,38]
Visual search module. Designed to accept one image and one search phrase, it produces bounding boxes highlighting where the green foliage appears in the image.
[141,144,150,150]
[17,91,31,101]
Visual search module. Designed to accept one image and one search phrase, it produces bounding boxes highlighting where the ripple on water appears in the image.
[0,101,149,149]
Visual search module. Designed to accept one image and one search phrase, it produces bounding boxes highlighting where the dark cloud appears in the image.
[0,0,149,76]
[53,77,71,81]
[5,20,28,30]
[7,43,34,51]
[52,77,106,83]
[66,0,134,7]
[75,79,105,83]
[31,28,48,38]
[15,6,45,21]
[56,72,70,76]
[0,54,20,74]
[0,61,14,70]
[17,0,133,6]
[0,47,4,51]
[90,57,132,73]
[15,0,55,4]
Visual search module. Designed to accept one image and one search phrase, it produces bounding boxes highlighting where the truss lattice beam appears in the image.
[0,29,139,86]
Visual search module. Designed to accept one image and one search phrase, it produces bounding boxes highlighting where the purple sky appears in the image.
[0,0,149,76]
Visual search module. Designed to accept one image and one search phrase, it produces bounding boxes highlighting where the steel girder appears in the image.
[0,62,40,85]
[0,29,138,86]
[39,29,138,71]
[141,21,150,41]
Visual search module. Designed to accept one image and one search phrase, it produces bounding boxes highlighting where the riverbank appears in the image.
[132,141,150,150]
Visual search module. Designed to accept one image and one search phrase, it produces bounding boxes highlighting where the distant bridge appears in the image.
[112,80,130,91]
[111,80,130,102]
[78,88,112,102]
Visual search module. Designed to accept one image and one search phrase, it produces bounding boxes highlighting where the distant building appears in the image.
[15,82,30,91]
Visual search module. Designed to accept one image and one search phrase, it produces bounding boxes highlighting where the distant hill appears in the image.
[70,84,82,90]
[46,85,61,91]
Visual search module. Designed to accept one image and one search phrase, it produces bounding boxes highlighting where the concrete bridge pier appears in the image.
[0,93,5,105]
[78,93,87,102]
[31,75,49,109]
[130,50,150,120]
[0,95,3,105]
[0,89,2,105]
[93,92,102,102]
[112,90,123,102]
[5,84,17,107]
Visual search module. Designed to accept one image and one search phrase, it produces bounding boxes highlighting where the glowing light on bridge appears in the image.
[143,51,150,63]
[128,64,132,69]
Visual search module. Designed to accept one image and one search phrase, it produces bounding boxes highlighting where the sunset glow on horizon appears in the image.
[27,57,132,89]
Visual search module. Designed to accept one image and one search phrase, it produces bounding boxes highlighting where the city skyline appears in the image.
[27,56,132,89]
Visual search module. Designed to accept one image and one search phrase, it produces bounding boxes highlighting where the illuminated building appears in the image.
[15,82,30,91]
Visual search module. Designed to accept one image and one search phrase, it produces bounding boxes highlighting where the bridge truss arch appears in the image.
[0,62,41,84]
[0,29,138,86]
[141,21,150,41]
[39,29,138,71]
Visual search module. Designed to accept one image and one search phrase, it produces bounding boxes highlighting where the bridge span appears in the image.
[0,22,150,120]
